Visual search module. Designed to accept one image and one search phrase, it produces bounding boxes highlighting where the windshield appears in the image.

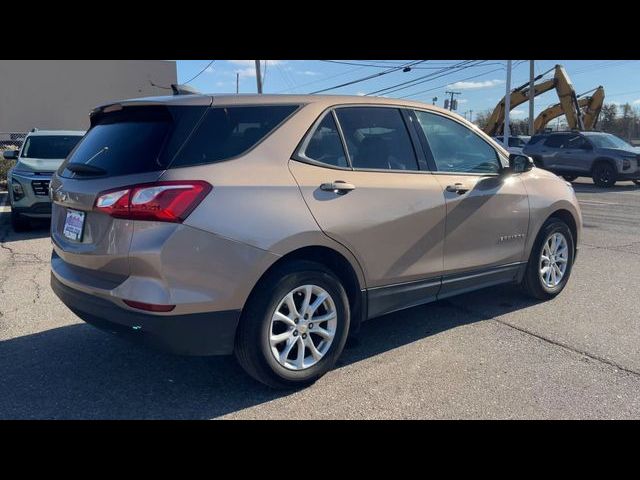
[586,134,633,149]
[21,135,83,159]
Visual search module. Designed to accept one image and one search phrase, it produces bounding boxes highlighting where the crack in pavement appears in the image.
[442,300,640,379]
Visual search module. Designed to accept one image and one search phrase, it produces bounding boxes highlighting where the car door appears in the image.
[410,109,530,298]
[558,133,593,174]
[288,106,447,317]
[539,134,570,170]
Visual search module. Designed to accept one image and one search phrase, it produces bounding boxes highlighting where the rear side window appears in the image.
[299,113,348,168]
[171,105,299,168]
[544,135,568,148]
[61,106,206,178]
[335,107,418,171]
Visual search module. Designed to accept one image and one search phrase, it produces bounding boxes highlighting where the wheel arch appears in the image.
[590,157,617,173]
[242,245,366,335]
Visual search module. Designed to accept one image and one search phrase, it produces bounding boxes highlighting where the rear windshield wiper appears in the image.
[65,163,108,176]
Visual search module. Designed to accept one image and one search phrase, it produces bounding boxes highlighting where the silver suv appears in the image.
[4,129,85,230]
[522,131,640,187]
[50,94,582,388]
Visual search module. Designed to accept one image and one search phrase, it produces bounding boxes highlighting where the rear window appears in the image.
[170,105,299,168]
[21,135,83,159]
[60,106,207,178]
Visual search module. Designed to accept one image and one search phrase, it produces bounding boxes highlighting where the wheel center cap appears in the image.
[299,324,308,334]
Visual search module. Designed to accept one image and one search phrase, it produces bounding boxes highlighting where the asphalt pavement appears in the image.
[1,178,639,419]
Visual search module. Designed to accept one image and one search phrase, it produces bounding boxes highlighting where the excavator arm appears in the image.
[533,86,605,133]
[534,98,589,133]
[483,65,583,136]
[582,86,605,130]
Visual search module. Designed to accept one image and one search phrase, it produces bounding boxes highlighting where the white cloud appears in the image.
[297,70,319,76]
[632,99,640,105]
[457,99,469,104]
[447,79,505,90]
[510,109,525,117]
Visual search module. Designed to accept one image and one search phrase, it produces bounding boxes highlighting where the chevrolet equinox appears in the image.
[50,94,582,388]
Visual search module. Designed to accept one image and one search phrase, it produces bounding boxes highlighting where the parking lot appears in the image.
[1,179,639,419]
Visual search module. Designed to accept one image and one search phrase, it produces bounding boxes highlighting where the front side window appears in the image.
[335,107,419,171]
[414,110,501,174]
[171,105,299,168]
[299,113,348,168]
[586,133,631,149]
[565,134,589,149]
[544,135,569,148]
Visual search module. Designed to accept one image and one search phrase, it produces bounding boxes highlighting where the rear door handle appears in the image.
[320,181,356,195]
[445,183,470,195]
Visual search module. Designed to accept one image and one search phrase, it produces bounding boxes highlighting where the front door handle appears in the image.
[445,183,470,195]
[320,181,356,195]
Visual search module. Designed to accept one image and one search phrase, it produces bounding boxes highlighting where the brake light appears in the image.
[94,181,212,222]
[123,299,175,312]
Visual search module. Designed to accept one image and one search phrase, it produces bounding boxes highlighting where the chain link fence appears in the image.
[1,132,26,187]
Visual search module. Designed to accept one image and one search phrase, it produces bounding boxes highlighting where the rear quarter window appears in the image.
[170,104,300,168]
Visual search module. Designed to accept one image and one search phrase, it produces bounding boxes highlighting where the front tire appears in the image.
[235,260,350,389]
[592,162,617,188]
[520,218,575,300]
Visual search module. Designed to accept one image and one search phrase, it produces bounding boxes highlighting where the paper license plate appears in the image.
[63,209,85,241]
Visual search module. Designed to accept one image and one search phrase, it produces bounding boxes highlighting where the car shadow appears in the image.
[0,202,51,242]
[0,283,538,419]
[571,181,638,194]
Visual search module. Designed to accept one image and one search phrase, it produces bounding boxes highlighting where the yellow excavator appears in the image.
[483,64,584,136]
[533,86,605,133]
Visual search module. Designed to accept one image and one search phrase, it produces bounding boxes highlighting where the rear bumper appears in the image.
[51,273,240,356]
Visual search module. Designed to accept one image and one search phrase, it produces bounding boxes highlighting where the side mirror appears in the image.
[3,149,18,160]
[507,154,534,173]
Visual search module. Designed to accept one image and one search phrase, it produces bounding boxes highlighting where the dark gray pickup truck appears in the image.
[522,131,640,187]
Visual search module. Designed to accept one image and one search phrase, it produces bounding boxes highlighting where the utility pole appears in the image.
[236,73,239,94]
[444,91,461,111]
[529,60,535,135]
[469,110,473,123]
[432,97,438,105]
[504,60,512,149]
[255,60,263,94]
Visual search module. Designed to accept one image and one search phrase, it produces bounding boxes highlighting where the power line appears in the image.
[397,66,506,99]
[184,60,215,85]
[274,65,367,93]
[309,60,427,94]
[367,60,485,96]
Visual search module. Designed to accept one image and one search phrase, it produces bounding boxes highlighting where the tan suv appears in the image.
[50,94,581,388]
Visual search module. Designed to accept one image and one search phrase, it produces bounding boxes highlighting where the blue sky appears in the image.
[176,60,640,121]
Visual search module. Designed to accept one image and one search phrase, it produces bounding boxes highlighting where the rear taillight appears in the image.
[94,181,212,222]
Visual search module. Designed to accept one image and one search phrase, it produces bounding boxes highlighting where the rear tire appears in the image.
[562,175,578,182]
[11,211,30,232]
[592,162,617,188]
[520,218,574,301]
[234,260,350,389]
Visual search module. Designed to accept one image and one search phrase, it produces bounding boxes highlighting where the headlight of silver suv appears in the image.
[11,178,25,201]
